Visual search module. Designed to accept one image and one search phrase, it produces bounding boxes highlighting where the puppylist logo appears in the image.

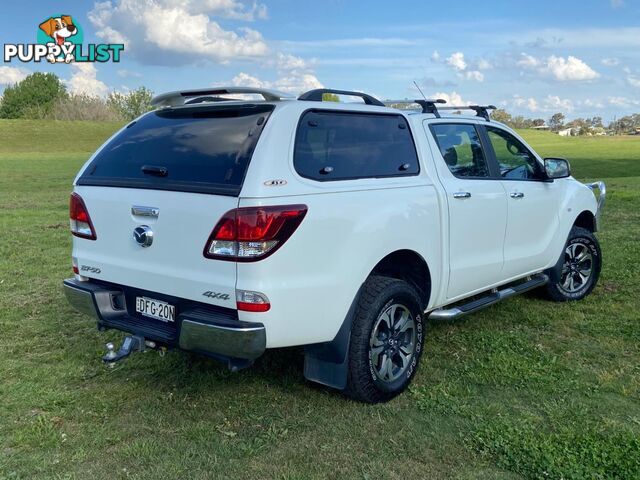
[4,14,124,64]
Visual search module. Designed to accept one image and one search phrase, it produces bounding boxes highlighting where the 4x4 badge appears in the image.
[264,179,287,186]
[203,291,230,300]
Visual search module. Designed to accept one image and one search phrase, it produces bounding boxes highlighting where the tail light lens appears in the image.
[204,205,307,261]
[236,289,271,312]
[69,193,97,240]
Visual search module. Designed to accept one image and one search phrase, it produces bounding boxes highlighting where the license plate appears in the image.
[135,296,175,322]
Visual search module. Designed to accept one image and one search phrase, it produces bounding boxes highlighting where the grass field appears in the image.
[1,120,639,479]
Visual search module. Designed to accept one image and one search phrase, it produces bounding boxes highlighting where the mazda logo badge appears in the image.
[133,225,153,247]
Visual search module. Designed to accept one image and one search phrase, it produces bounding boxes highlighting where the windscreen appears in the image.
[77,104,274,196]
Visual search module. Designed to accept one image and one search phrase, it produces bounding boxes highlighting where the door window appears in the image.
[486,127,543,180]
[429,124,490,178]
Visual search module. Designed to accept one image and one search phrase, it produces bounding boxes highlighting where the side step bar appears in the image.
[428,274,549,321]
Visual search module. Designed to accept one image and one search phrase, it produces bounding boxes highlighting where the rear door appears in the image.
[482,125,562,277]
[72,104,273,308]
[426,122,507,300]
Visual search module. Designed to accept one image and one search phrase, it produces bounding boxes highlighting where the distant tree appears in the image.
[491,109,512,125]
[322,93,340,102]
[566,118,591,135]
[47,94,123,121]
[532,118,546,127]
[589,116,604,128]
[0,72,67,119]
[548,113,565,132]
[511,116,535,129]
[107,87,154,120]
[609,114,640,135]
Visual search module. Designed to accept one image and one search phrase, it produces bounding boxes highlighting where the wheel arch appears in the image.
[369,249,432,310]
[303,249,432,391]
[574,209,597,232]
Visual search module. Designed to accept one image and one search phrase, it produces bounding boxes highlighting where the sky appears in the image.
[1,0,640,122]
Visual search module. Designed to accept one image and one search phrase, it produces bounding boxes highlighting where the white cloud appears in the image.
[582,99,604,109]
[512,94,539,112]
[544,95,574,112]
[608,96,640,107]
[601,57,620,66]
[517,53,540,69]
[518,53,599,81]
[442,52,485,81]
[477,59,492,70]
[65,63,109,97]
[88,0,269,65]
[228,51,322,94]
[611,0,624,8]
[0,66,29,85]
[545,55,599,81]
[230,72,267,89]
[504,94,585,113]
[464,70,484,82]
[275,52,308,71]
[230,70,322,95]
[279,38,416,49]
[446,52,467,71]
[627,75,640,88]
[430,50,440,62]
[182,0,268,21]
[117,69,142,78]
[431,91,473,106]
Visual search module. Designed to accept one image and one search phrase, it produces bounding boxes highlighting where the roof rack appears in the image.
[150,87,295,108]
[384,99,496,120]
[383,99,447,116]
[150,86,497,120]
[298,89,385,106]
[439,105,497,121]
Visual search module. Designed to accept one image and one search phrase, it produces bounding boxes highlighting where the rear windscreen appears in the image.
[77,104,274,196]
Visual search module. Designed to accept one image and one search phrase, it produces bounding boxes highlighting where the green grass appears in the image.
[1,120,639,479]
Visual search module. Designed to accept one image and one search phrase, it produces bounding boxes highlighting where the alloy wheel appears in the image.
[369,303,416,383]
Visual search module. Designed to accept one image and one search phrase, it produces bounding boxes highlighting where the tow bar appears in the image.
[102,335,166,365]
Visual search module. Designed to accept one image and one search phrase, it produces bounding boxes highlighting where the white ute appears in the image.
[64,87,606,403]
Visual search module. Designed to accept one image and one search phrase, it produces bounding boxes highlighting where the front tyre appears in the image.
[545,226,602,302]
[345,276,424,403]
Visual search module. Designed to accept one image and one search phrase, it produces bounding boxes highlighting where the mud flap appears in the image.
[303,284,363,390]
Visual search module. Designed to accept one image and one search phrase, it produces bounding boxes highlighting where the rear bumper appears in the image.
[63,278,266,360]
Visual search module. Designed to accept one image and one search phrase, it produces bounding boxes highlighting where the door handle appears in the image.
[453,191,472,199]
[510,192,525,198]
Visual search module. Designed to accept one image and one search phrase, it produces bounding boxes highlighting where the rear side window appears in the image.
[77,104,274,196]
[294,111,419,181]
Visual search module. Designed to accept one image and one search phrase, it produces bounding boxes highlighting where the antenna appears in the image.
[413,81,427,101]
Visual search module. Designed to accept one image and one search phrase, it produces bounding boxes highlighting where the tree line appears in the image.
[2,73,640,134]
[0,72,153,121]
[492,110,612,135]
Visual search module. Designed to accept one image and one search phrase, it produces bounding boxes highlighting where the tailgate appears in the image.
[72,185,237,309]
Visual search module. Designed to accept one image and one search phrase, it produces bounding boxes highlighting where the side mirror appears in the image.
[544,158,571,179]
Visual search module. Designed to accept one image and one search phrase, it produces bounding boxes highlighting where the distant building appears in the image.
[558,127,579,137]
[531,125,550,130]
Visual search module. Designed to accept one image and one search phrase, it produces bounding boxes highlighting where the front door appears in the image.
[426,122,508,300]
[483,125,561,278]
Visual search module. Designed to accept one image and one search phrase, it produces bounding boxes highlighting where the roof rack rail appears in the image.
[439,105,497,121]
[150,87,295,108]
[298,89,385,106]
[383,99,447,117]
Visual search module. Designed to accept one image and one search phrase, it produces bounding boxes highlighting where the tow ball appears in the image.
[102,335,166,365]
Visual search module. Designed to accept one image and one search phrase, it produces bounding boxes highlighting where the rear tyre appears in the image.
[345,276,424,403]
[544,226,601,302]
